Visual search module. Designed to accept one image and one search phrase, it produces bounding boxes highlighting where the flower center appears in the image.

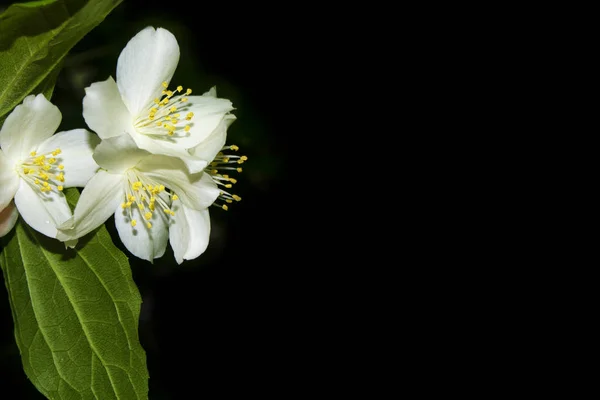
[206,144,247,211]
[121,169,178,229]
[133,81,194,139]
[18,149,65,193]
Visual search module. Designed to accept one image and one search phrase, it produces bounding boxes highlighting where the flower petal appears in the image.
[83,76,134,139]
[166,94,234,149]
[0,94,61,160]
[0,202,19,238]
[131,133,208,173]
[36,129,100,188]
[93,134,150,173]
[169,205,210,264]
[14,180,72,238]
[137,156,220,209]
[117,26,180,116]
[190,114,236,163]
[114,195,168,262]
[56,170,123,241]
[0,149,19,210]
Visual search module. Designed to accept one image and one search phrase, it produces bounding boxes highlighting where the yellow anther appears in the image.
[230,145,239,151]
[229,178,237,184]
[162,81,168,88]
[233,195,242,201]
[159,185,165,191]
[177,85,183,92]
[131,220,137,227]
[132,181,143,191]
[226,199,232,203]
[222,204,228,211]
[237,167,243,173]
[169,106,177,113]
[172,194,179,201]
[34,179,40,185]
[59,165,64,170]
[126,201,132,207]
[128,195,135,202]
[121,203,127,209]
[30,151,37,156]
[154,98,160,104]
[184,125,191,132]
[150,108,158,113]
[185,88,192,95]
[57,186,63,191]
[156,121,162,126]
[225,184,232,188]
[138,203,145,210]
[161,98,169,105]
[146,222,152,228]
[181,97,188,102]
[57,173,65,182]
[186,112,194,120]
[43,164,51,171]
[23,168,31,174]
[48,158,56,164]
[144,212,152,220]
[39,172,49,180]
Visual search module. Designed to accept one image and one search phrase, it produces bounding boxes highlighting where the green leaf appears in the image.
[0,0,123,121]
[0,191,148,399]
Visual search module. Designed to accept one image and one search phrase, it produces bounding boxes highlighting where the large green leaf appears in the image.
[0,0,123,121]
[0,190,148,399]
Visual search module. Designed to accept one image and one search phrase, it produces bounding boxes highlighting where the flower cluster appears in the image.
[0,27,245,263]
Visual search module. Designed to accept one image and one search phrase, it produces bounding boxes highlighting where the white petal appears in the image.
[114,197,168,262]
[0,202,19,238]
[137,156,220,209]
[56,170,123,241]
[190,114,236,163]
[0,149,19,210]
[93,134,150,173]
[36,129,100,188]
[165,95,233,149]
[83,77,134,139]
[117,27,180,116]
[132,133,208,173]
[0,94,61,160]
[169,205,210,264]
[14,180,72,238]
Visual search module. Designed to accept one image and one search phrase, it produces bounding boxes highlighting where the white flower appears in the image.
[56,133,243,263]
[82,26,234,174]
[0,94,100,238]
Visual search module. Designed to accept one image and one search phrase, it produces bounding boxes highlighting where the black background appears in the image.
[0,0,301,397]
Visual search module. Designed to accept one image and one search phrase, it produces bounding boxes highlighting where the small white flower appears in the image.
[0,94,100,238]
[56,134,243,263]
[82,26,235,173]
